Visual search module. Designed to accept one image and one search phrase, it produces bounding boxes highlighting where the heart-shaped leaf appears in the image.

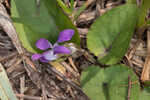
[81,64,140,100]
[87,4,138,65]
[11,0,80,53]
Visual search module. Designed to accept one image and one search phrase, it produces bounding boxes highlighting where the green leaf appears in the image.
[137,0,150,28]
[81,64,140,100]
[126,0,137,4]
[11,0,80,53]
[0,63,18,100]
[87,4,138,65]
[139,82,150,100]
[146,19,150,26]
[139,89,150,100]
[70,0,75,11]
[142,80,150,86]
[143,86,150,93]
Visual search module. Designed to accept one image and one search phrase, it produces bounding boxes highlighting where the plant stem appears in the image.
[127,75,131,100]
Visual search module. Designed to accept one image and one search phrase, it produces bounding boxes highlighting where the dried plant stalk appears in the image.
[141,29,150,81]
[0,4,24,54]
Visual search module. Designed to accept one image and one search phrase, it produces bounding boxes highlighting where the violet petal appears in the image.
[54,46,71,54]
[36,38,52,50]
[31,54,42,61]
[42,50,58,61]
[39,57,49,62]
[57,29,74,43]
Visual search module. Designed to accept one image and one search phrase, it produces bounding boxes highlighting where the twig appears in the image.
[66,85,75,98]
[68,57,79,73]
[20,76,25,100]
[61,61,77,78]
[46,65,85,95]
[127,76,131,100]
[41,84,48,100]
[16,94,42,100]
[0,51,18,62]
[22,58,41,88]
[23,55,37,71]
[6,58,22,74]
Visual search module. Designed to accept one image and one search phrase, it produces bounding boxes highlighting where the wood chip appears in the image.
[141,29,150,81]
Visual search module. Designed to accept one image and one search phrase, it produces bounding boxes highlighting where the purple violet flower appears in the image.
[31,29,75,62]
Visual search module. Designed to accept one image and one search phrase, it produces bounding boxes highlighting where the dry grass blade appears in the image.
[49,61,66,75]
[141,29,150,81]
[0,4,23,54]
